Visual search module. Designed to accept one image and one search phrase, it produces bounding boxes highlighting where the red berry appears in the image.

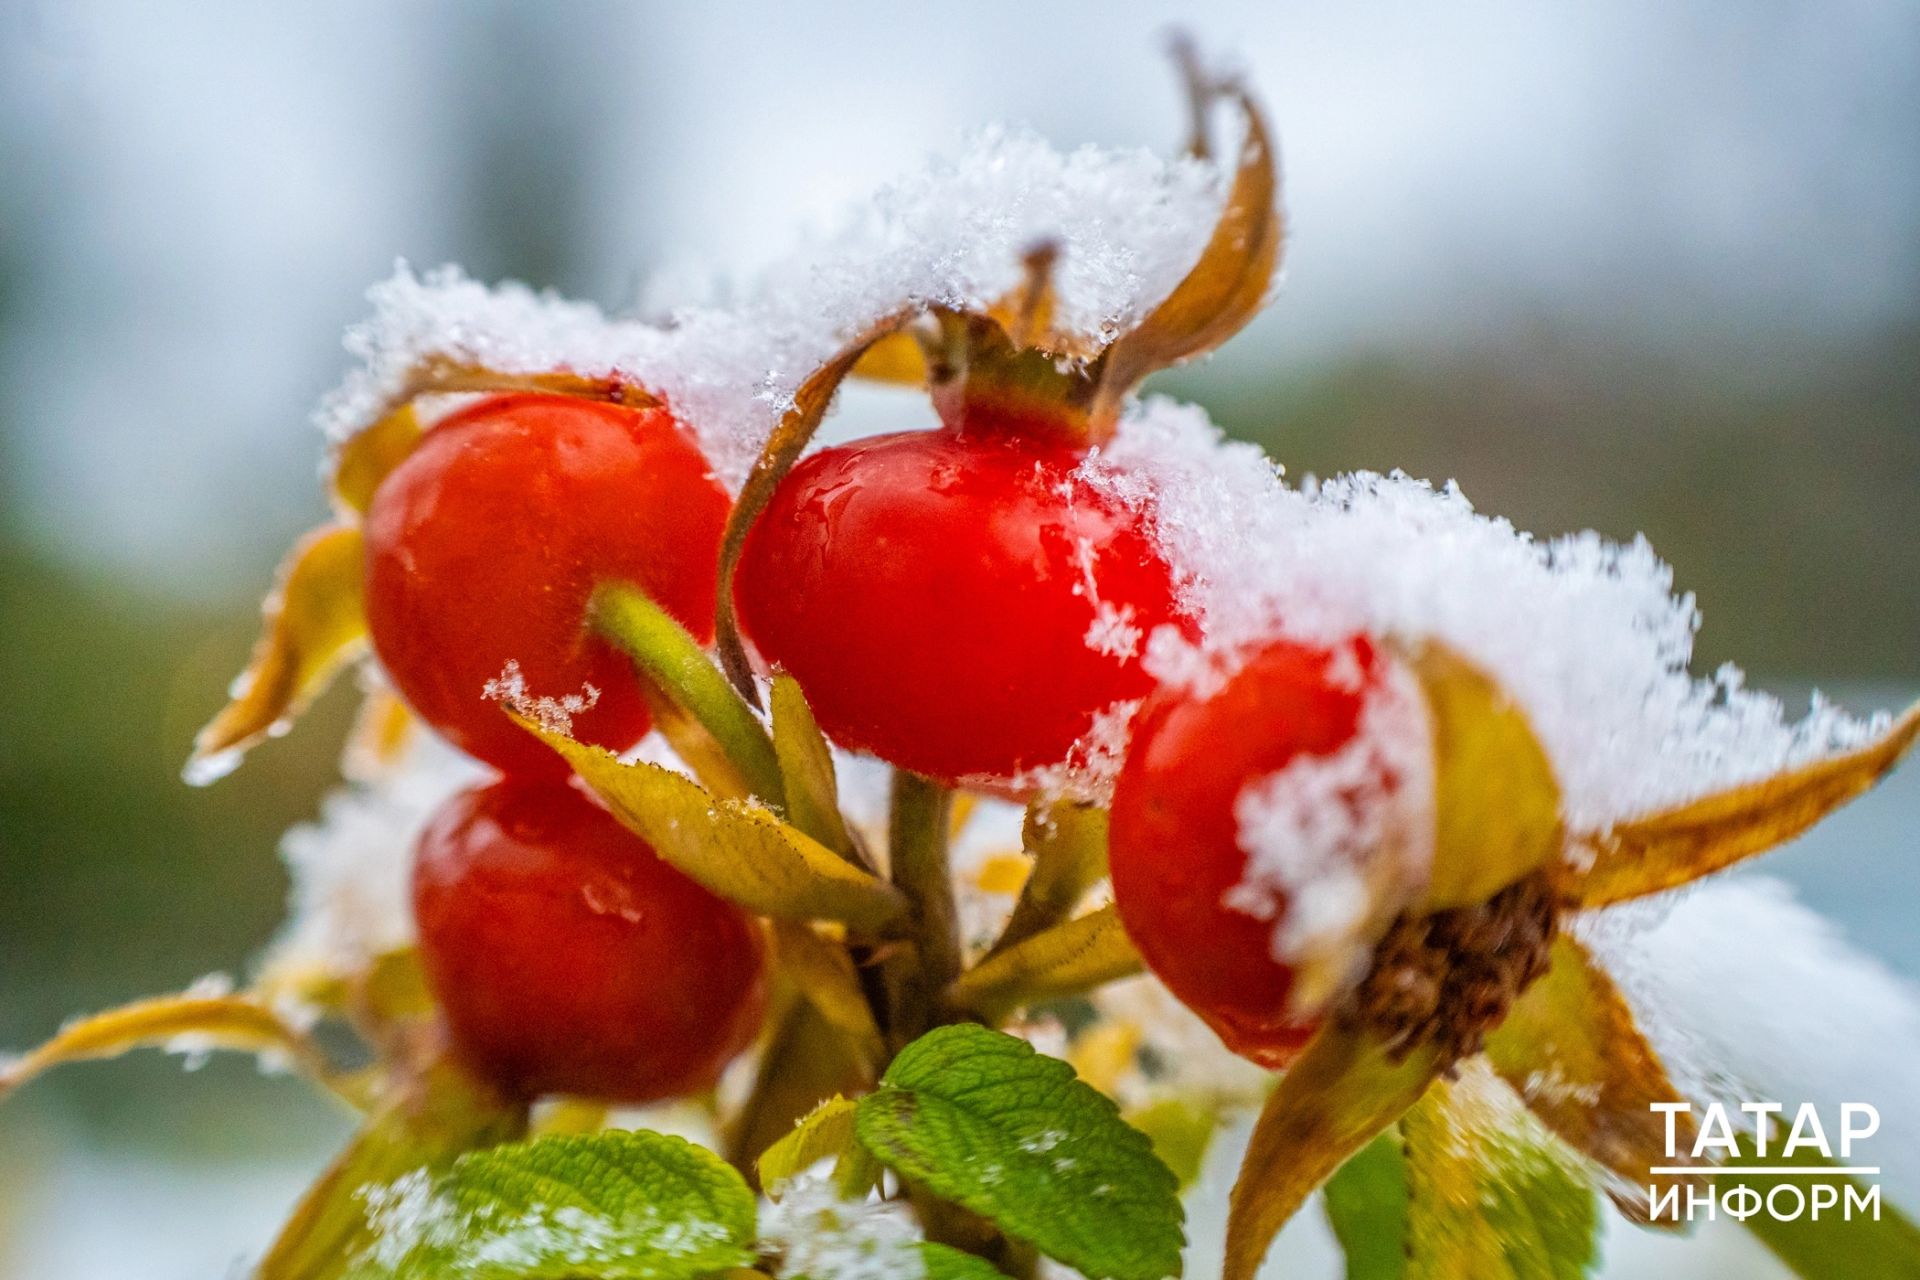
[1109,636,1414,1067]
[364,393,729,776]
[412,776,767,1102]
[733,428,1182,785]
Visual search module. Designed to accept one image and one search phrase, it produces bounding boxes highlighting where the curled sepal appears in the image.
[714,312,913,702]
[1406,641,1563,910]
[1223,1024,1444,1280]
[773,919,886,1071]
[187,523,367,784]
[987,801,1110,957]
[329,402,424,515]
[519,717,908,933]
[1482,935,1702,1220]
[0,989,346,1107]
[1397,1067,1598,1280]
[1089,79,1282,431]
[258,1052,526,1280]
[948,906,1144,1023]
[1564,700,1920,908]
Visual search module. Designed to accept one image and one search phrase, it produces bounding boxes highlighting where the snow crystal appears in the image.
[320,129,1227,488]
[761,1176,928,1280]
[1230,649,1434,985]
[265,730,486,981]
[1083,398,1885,829]
[1582,876,1920,1210]
[482,658,601,736]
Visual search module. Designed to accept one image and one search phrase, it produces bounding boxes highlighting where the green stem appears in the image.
[588,581,785,806]
[885,770,960,1046]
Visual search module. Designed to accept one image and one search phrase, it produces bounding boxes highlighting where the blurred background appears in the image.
[1,1,1914,1276]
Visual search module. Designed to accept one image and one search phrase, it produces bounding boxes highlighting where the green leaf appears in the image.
[351,1129,757,1280]
[1323,1133,1410,1280]
[920,1242,1016,1279]
[854,1024,1184,1280]
[1723,1138,1920,1280]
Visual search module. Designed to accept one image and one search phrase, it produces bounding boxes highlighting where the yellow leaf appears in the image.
[947,905,1143,1022]
[1409,641,1563,910]
[0,990,341,1105]
[523,720,909,933]
[186,523,367,784]
[770,674,861,862]
[773,919,885,1070]
[259,1054,525,1280]
[987,801,1109,956]
[1565,700,1920,907]
[1483,935,1702,1220]
[1224,1024,1444,1280]
[756,1095,860,1195]
[329,402,424,514]
[850,329,930,385]
[1090,81,1281,430]
[714,312,913,700]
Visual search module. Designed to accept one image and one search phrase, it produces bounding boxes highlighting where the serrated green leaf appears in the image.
[351,1129,757,1280]
[1323,1132,1411,1280]
[920,1242,1016,1279]
[854,1024,1183,1280]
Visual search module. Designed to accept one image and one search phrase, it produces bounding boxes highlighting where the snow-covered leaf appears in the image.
[1566,700,1920,907]
[855,1024,1184,1280]
[351,1129,756,1280]
[948,906,1143,1022]
[1482,936,1699,1218]
[187,523,366,784]
[1224,1024,1443,1280]
[520,721,908,933]
[1408,641,1562,910]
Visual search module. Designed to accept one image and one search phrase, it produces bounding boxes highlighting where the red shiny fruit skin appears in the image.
[364,393,729,776]
[1108,637,1382,1067]
[412,777,767,1102]
[733,428,1182,785]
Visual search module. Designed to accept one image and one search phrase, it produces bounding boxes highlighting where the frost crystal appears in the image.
[481,658,601,735]
[319,129,1227,489]
[761,1176,928,1280]
[1084,398,1884,829]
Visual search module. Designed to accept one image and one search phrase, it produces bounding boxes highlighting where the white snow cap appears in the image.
[1083,398,1886,831]
[319,127,1227,488]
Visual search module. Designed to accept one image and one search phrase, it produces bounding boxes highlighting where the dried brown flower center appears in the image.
[1341,871,1560,1065]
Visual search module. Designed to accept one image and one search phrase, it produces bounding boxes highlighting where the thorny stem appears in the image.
[883,770,963,1049]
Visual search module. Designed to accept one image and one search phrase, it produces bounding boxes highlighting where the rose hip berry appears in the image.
[364,393,728,776]
[1108,636,1412,1067]
[412,776,767,1102]
[733,426,1182,786]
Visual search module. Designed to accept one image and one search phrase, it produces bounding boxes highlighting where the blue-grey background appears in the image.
[1,2,1914,1276]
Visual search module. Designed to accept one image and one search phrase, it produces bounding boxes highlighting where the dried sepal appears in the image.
[329,401,424,515]
[186,523,367,784]
[769,673,862,865]
[1565,700,1920,908]
[0,988,348,1107]
[714,312,915,702]
[1407,641,1563,910]
[987,800,1110,956]
[773,919,886,1072]
[1482,935,1702,1219]
[947,905,1143,1023]
[1089,77,1281,432]
[518,716,909,933]
[1224,1023,1445,1280]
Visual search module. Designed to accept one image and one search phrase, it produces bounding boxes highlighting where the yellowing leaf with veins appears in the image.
[0,990,341,1105]
[522,719,908,933]
[948,906,1143,1022]
[187,523,366,784]
[1566,700,1920,907]
[1407,642,1562,910]
[1483,935,1701,1220]
[1224,1024,1444,1280]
